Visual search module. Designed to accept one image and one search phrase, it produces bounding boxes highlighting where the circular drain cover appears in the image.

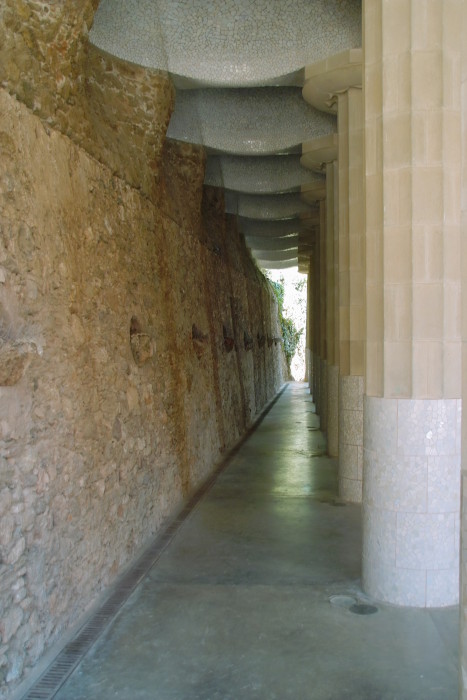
[329,595,357,608]
[349,603,378,615]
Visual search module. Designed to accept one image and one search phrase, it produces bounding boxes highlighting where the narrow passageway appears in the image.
[46,384,458,700]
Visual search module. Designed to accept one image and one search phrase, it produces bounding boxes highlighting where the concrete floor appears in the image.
[53,383,458,700]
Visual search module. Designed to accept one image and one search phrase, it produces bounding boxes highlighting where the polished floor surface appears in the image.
[53,383,458,700]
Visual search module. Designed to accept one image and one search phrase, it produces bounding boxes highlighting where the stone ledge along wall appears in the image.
[0,27,285,699]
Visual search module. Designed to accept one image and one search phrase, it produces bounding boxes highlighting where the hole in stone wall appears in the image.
[243,331,253,351]
[130,316,142,336]
[192,324,208,343]
[129,316,153,366]
[223,325,235,352]
[257,333,265,349]
[192,324,209,358]
[0,306,37,385]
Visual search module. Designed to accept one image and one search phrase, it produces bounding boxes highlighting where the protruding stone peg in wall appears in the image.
[0,341,37,386]
[243,331,254,351]
[130,316,154,366]
[223,325,235,352]
[192,323,209,358]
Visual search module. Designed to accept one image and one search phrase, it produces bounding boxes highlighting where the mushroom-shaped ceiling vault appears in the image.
[90,0,362,271]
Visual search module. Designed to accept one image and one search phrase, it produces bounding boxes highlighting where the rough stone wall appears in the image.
[0,89,285,697]
[0,0,97,115]
[0,1,174,200]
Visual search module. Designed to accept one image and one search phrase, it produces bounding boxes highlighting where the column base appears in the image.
[327,364,339,457]
[338,375,363,502]
[320,360,328,432]
[305,347,311,386]
[363,395,461,607]
[312,353,321,417]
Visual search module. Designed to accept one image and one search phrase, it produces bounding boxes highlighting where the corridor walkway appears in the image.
[34,384,457,699]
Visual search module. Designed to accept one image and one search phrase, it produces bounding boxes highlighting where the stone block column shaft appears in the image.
[326,161,338,455]
[460,0,467,693]
[319,198,327,429]
[306,253,313,388]
[338,85,364,502]
[312,222,321,413]
[363,0,462,607]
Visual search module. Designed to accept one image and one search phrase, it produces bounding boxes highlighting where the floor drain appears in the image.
[349,603,378,615]
[329,595,357,608]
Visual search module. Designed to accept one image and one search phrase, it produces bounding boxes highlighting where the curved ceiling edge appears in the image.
[90,0,362,88]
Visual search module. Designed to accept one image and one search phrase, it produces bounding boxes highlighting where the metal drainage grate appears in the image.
[21,384,287,700]
[349,603,379,616]
[329,596,378,616]
[21,533,181,699]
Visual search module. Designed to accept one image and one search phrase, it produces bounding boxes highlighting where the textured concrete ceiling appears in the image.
[224,192,314,221]
[205,155,324,195]
[89,0,362,270]
[167,88,336,155]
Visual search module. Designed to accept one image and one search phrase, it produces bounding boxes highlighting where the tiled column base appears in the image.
[363,396,461,607]
[327,364,339,457]
[338,375,363,502]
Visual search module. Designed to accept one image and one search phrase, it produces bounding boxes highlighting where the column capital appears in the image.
[302,49,362,113]
[301,133,338,172]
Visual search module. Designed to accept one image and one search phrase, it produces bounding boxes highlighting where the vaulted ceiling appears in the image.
[90,0,362,271]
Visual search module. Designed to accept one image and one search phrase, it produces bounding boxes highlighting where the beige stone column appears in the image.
[326,161,339,456]
[363,0,461,607]
[301,140,336,429]
[312,220,321,412]
[338,86,365,503]
[460,0,467,693]
[305,253,313,389]
[319,197,327,431]
[303,53,364,473]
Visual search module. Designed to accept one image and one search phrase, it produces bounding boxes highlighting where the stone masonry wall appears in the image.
[0,89,285,697]
[0,1,175,201]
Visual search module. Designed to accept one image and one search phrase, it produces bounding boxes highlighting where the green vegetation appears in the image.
[267,275,303,371]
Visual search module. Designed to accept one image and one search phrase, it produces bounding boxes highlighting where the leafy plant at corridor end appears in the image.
[267,276,303,371]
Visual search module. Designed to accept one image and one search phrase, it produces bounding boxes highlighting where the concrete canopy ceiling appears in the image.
[205,155,324,195]
[166,88,336,155]
[90,0,362,270]
[224,192,314,221]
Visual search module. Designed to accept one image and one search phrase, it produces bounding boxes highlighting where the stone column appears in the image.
[305,253,313,390]
[338,86,364,502]
[301,138,336,427]
[319,197,327,431]
[326,161,339,456]
[363,0,461,607]
[460,0,467,693]
[312,219,321,412]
